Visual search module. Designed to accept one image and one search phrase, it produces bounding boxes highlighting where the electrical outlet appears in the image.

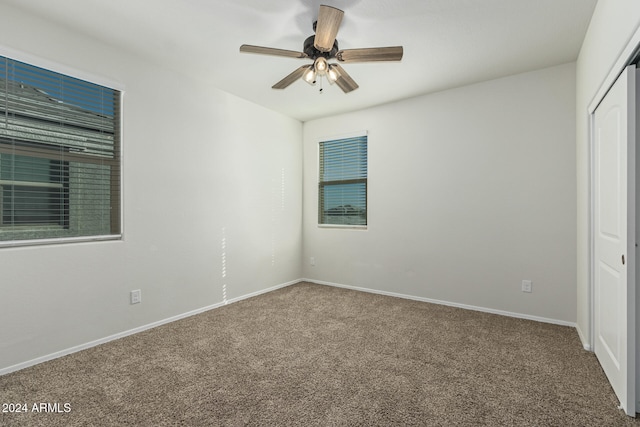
[310,257,315,266]
[130,289,142,304]
[521,280,532,293]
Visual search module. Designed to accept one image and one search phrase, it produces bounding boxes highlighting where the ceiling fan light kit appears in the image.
[303,67,316,85]
[327,65,338,85]
[240,4,403,93]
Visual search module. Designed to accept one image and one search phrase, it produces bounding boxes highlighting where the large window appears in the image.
[318,134,367,227]
[0,55,121,245]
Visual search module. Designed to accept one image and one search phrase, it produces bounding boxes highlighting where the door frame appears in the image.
[588,27,640,415]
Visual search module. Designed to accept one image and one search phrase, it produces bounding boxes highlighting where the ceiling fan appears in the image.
[239,5,403,93]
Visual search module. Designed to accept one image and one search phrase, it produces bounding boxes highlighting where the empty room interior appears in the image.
[2,0,640,425]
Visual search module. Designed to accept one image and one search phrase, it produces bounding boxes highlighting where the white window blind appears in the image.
[0,55,121,245]
[318,134,367,226]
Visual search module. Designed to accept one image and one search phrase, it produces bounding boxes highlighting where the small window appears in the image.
[318,134,367,227]
[0,55,121,245]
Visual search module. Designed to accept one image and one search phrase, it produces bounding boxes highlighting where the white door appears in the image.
[593,65,637,416]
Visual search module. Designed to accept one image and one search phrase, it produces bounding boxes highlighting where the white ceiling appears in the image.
[4,0,598,122]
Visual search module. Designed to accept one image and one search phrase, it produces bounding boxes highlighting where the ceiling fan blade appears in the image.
[240,44,308,59]
[336,46,404,62]
[331,64,359,93]
[272,65,311,89]
[314,5,344,53]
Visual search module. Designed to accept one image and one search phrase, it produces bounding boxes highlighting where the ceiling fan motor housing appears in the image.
[304,35,339,59]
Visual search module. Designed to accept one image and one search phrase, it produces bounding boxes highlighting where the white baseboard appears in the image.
[0,279,300,376]
[575,323,593,351]
[302,278,577,328]
[2,278,581,376]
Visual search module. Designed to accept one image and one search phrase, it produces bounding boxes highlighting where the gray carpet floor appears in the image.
[1,282,638,426]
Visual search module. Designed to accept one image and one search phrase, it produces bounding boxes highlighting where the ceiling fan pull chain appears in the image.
[319,75,324,94]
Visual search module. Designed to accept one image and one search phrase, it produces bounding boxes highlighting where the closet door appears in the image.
[593,65,637,416]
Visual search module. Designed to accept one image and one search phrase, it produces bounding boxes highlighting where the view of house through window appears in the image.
[0,55,121,244]
[1,155,69,227]
[318,134,368,227]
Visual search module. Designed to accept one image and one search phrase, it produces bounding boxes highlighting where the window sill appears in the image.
[0,234,122,249]
[318,224,367,230]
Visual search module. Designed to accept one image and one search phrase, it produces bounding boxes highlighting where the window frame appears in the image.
[0,49,124,248]
[317,131,368,230]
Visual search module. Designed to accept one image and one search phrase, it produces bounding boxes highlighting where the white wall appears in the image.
[303,63,577,323]
[0,4,302,372]
[575,1,640,347]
